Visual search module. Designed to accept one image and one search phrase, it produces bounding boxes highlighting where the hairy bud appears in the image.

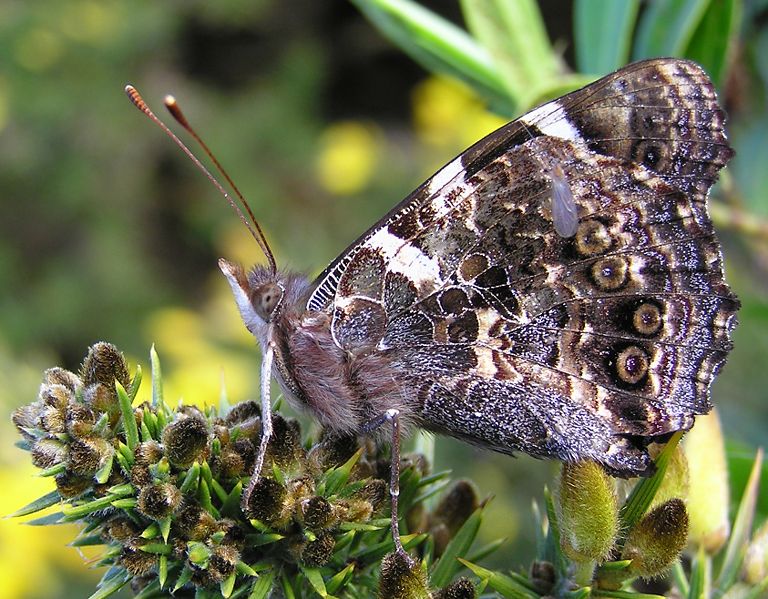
[162,416,209,468]
[684,410,730,553]
[55,469,92,498]
[68,436,113,476]
[623,498,689,578]
[174,501,217,541]
[137,482,182,519]
[377,551,430,599]
[65,403,96,438]
[433,577,476,599]
[433,481,477,531]
[224,400,261,426]
[42,367,80,390]
[558,461,619,562]
[244,477,289,527]
[31,438,67,469]
[81,342,130,389]
[120,544,157,576]
[300,530,336,566]
[301,496,336,531]
[206,544,240,582]
[218,438,255,479]
[266,415,304,469]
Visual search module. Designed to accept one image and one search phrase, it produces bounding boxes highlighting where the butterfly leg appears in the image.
[361,408,414,565]
[241,335,276,513]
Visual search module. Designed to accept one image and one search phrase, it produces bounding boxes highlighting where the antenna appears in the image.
[124,85,277,274]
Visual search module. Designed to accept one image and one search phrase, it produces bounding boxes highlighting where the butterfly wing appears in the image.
[306,58,738,475]
[308,58,732,312]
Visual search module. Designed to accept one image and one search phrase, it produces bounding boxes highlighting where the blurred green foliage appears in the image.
[2,1,767,598]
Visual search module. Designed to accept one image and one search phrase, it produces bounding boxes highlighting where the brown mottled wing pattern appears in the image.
[306,58,738,475]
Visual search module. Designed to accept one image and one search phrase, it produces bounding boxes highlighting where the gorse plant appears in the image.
[11,343,768,598]
[12,343,482,598]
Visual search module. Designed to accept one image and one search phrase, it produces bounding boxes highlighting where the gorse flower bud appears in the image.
[224,400,261,425]
[104,517,141,543]
[11,403,40,441]
[378,551,430,599]
[80,342,130,389]
[175,501,217,541]
[162,415,209,468]
[83,383,121,421]
[134,440,164,466]
[137,482,182,519]
[120,543,157,576]
[265,414,304,469]
[131,440,165,486]
[301,495,336,531]
[206,544,240,582]
[40,401,67,434]
[55,469,91,498]
[65,403,96,438]
[40,382,71,409]
[743,519,768,585]
[433,577,476,599]
[222,400,261,448]
[427,480,478,556]
[43,366,80,390]
[622,498,689,578]
[431,481,477,531]
[244,477,289,526]
[558,461,619,562]
[68,436,113,476]
[684,410,730,553]
[299,530,336,566]
[78,343,130,426]
[31,438,67,469]
[217,437,256,478]
[308,431,360,470]
[359,478,388,511]
[529,560,556,594]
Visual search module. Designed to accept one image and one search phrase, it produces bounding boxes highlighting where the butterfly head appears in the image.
[219,259,285,334]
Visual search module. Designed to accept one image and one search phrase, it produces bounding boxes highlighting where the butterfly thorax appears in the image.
[219,259,409,435]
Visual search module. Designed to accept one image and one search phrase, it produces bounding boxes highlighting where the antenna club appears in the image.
[125,85,152,116]
[164,96,190,129]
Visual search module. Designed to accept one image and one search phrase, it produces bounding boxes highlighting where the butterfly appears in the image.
[128,57,739,560]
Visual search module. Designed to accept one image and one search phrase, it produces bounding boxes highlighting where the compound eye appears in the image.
[252,282,283,321]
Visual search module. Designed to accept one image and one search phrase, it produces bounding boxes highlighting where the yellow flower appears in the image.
[144,306,255,408]
[0,462,100,598]
[315,121,380,195]
[58,1,118,45]
[412,76,505,153]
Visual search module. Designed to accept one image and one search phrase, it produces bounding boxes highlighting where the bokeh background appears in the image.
[1,1,766,597]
